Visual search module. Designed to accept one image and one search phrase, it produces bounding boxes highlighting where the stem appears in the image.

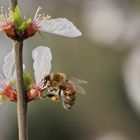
[14,41,28,140]
[9,0,17,11]
[9,1,28,140]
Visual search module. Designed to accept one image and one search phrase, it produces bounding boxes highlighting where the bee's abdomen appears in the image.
[63,92,76,110]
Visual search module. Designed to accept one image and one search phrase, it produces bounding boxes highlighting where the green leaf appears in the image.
[12,6,23,28]
[26,18,32,25]
[18,18,32,31]
[12,6,32,31]
[23,73,33,92]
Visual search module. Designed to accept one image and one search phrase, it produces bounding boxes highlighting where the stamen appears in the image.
[34,6,42,20]
[46,15,51,19]
[5,10,8,21]
[24,16,27,20]
[33,6,51,24]
[0,75,4,80]
[0,88,3,92]
[0,82,6,88]
[0,75,7,89]
[1,6,4,15]
[0,7,12,24]
[8,8,12,20]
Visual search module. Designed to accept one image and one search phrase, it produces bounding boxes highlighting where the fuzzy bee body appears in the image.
[40,72,87,110]
[62,82,76,110]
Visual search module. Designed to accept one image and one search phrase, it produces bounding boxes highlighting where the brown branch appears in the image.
[9,1,28,140]
[14,41,28,140]
[9,0,17,10]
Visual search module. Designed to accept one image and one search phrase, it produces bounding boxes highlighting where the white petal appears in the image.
[38,18,82,37]
[0,75,6,90]
[9,64,25,82]
[2,48,15,83]
[2,49,26,84]
[9,70,16,82]
[123,46,140,115]
[32,46,52,84]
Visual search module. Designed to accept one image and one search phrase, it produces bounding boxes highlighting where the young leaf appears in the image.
[23,73,32,92]
[12,6,23,29]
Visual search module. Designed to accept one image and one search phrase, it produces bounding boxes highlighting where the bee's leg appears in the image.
[49,89,56,93]
[41,92,52,99]
[38,92,46,100]
[58,89,62,99]
[46,94,59,101]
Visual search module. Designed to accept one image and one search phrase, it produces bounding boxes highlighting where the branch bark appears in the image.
[9,0,17,11]
[9,1,28,140]
[14,41,28,140]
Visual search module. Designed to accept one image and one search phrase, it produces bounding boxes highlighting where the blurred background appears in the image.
[0,0,140,140]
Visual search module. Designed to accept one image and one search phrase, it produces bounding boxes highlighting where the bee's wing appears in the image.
[69,77,87,95]
[69,77,88,84]
[74,84,87,95]
[32,46,52,84]
[39,18,81,38]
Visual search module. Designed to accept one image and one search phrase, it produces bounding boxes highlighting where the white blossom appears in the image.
[32,46,52,85]
[33,7,81,37]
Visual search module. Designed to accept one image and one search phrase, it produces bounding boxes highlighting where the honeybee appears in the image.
[39,73,87,110]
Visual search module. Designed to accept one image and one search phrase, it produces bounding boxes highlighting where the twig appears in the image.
[14,41,28,140]
[9,0,17,11]
[10,0,28,140]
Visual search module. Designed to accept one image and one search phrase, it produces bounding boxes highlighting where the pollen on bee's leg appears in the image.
[38,92,46,100]
[50,96,59,101]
